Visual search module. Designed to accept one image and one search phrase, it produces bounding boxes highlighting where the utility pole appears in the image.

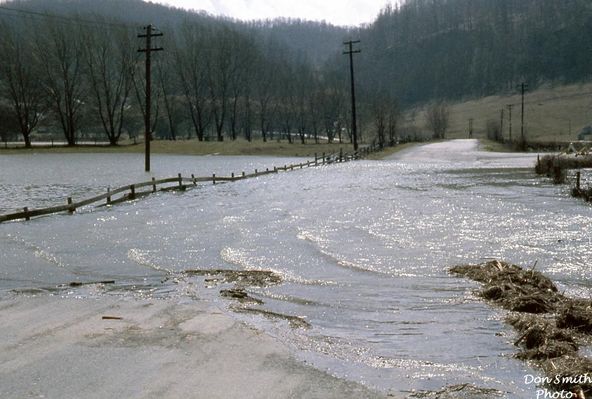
[468,118,473,138]
[138,24,163,172]
[519,82,528,149]
[343,40,361,151]
[500,108,504,142]
[507,104,513,142]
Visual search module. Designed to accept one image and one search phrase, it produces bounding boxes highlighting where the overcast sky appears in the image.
[153,0,392,26]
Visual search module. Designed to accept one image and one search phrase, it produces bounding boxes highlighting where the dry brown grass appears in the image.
[0,139,356,158]
[403,82,592,143]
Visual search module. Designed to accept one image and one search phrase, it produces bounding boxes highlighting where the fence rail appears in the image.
[0,146,379,224]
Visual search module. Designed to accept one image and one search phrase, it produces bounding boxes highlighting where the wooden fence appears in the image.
[0,146,378,224]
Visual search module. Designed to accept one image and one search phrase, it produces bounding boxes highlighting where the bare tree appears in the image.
[486,119,502,142]
[294,65,312,144]
[157,58,182,141]
[36,22,86,146]
[373,99,387,149]
[207,28,238,142]
[387,99,400,146]
[0,102,20,143]
[0,22,45,148]
[321,84,345,144]
[278,65,296,144]
[84,26,135,145]
[254,54,275,142]
[228,37,255,141]
[308,89,324,144]
[175,24,210,141]
[425,102,450,139]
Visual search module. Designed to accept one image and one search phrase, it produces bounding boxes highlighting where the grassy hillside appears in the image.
[404,82,592,143]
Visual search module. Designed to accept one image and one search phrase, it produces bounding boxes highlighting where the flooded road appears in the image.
[1,140,590,397]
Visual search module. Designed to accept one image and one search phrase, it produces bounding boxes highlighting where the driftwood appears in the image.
[451,260,592,396]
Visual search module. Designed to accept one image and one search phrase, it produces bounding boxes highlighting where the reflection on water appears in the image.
[0,153,304,213]
[1,141,590,397]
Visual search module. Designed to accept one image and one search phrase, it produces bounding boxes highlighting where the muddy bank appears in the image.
[450,260,592,396]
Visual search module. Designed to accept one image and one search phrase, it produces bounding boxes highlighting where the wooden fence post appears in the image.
[192,174,196,185]
[322,152,326,164]
[152,177,157,192]
[213,174,216,185]
[178,173,183,188]
[24,207,29,221]
[231,172,235,180]
[130,185,135,199]
[339,148,343,162]
[107,188,111,205]
[67,197,74,214]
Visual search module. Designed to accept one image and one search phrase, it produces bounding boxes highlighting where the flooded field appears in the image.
[1,140,590,398]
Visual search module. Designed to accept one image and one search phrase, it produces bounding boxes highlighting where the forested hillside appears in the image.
[355,0,592,104]
[0,0,353,146]
[0,0,590,147]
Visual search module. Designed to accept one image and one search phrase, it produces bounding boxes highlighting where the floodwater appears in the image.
[1,140,590,398]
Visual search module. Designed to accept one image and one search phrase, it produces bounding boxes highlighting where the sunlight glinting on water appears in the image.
[1,142,591,397]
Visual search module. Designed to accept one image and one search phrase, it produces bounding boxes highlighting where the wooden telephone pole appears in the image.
[138,25,163,172]
[519,82,528,149]
[343,40,361,151]
[507,104,513,142]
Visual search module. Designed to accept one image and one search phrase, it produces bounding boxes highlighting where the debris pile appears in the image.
[183,268,308,329]
[183,269,282,287]
[451,260,592,396]
[535,154,592,177]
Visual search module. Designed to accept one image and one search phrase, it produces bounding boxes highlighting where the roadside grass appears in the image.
[403,82,592,143]
[0,139,358,158]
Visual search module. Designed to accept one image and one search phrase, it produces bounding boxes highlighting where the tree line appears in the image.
[0,10,359,147]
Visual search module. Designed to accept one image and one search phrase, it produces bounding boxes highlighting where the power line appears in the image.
[0,5,133,29]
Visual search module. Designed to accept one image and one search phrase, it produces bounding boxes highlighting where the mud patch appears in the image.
[233,306,310,329]
[451,260,592,395]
